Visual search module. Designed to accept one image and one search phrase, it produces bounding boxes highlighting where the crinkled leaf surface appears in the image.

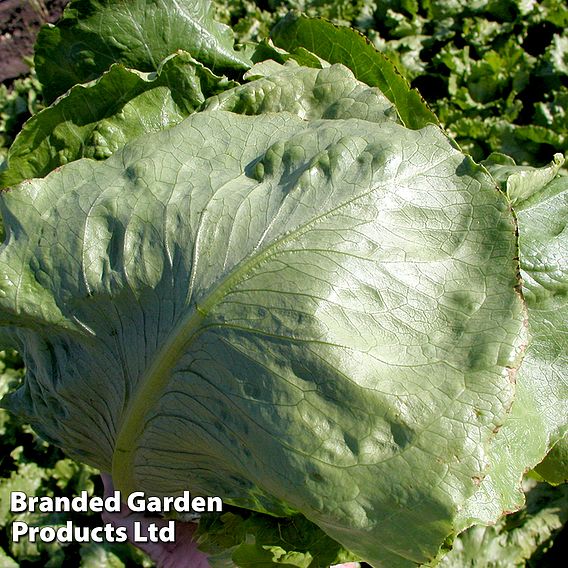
[196,510,357,568]
[458,154,568,527]
[270,12,438,129]
[35,0,251,103]
[513,165,568,443]
[203,61,399,123]
[0,52,235,190]
[483,153,565,204]
[0,65,524,566]
[440,480,568,568]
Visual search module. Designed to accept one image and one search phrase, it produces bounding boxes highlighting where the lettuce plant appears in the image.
[0,1,566,566]
[214,0,568,169]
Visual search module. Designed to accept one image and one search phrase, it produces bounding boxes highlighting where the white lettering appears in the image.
[9,489,223,520]
[10,491,123,514]
[91,526,103,542]
[104,492,121,512]
[207,496,223,512]
[39,526,56,542]
[128,492,146,512]
[132,521,175,543]
[28,525,41,541]
[146,496,163,513]
[192,496,206,512]
[133,521,147,542]
[71,492,88,512]
[11,521,28,541]
[162,495,175,510]
[173,492,191,512]
[74,525,91,543]
[56,521,72,542]
[114,526,128,542]
[159,521,175,542]
[89,496,103,512]
[10,492,28,513]
[11,520,130,544]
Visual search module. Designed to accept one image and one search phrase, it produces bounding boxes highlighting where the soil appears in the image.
[0,0,69,83]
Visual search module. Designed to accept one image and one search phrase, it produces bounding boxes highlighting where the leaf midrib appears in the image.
[110,140,459,494]
[111,171,387,493]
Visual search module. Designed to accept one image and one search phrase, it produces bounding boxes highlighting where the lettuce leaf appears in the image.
[196,510,357,568]
[440,480,568,568]
[458,153,568,527]
[0,62,526,566]
[0,52,235,190]
[35,0,252,104]
[270,12,438,130]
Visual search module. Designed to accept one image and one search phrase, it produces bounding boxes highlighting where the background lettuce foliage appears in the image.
[214,0,568,167]
[0,0,566,567]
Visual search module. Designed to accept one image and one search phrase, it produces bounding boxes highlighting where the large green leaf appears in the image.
[458,154,568,526]
[270,12,438,129]
[440,480,568,567]
[0,52,235,190]
[35,0,252,103]
[0,66,524,566]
